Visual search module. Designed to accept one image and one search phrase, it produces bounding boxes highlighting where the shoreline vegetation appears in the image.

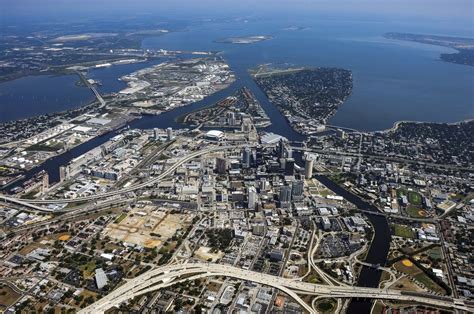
[380,118,474,135]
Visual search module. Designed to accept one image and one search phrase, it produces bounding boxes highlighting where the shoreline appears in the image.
[375,118,474,134]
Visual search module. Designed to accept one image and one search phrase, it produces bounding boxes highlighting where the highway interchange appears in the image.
[2,141,472,313]
[79,262,473,314]
[1,144,251,210]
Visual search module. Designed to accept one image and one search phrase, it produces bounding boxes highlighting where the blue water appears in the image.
[0,60,162,123]
[1,16,471,314]
[0,74,94,122]
[140,17,474,131]
[0,17,473,130]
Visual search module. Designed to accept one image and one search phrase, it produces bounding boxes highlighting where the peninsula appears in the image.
[385,32,474,66]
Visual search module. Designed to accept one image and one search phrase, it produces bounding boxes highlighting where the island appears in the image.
[214,35,272,44]
[283,26,310,31]
[385,32,474,66]
[251,65,353,134]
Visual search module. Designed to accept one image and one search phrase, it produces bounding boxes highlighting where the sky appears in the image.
[2,0,473,18]
[1,0,473,33]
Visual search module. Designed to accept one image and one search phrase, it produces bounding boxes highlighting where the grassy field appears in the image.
[372,301,385,314]
[396,188,407,198]
[394,260,421,276]
[414,273,446,294]
[80,261,97,279]
[115,213,128,223]
[393,225,415,238]
[406,205,426,218]
[426,246,443,260]
[0,285,21,308]
[398,188,422,205]
[394,260,446,295]
[408,191,422,205]
[393,276,425,293]
[315,298,336,313]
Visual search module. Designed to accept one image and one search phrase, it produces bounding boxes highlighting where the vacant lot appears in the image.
[0,285,21,308]
[195,246,224,262]
[105,206,191,248]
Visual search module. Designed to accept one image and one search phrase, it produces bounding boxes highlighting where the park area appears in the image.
[406,205,427,218]
[394,259,446,295]
[393,224,416,238]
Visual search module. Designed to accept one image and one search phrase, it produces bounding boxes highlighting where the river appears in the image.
[6,91,389,313]
[316,175,391,313]
[5,15,470,312]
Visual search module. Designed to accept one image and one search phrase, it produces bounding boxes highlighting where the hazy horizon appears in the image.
[2,0,473,24]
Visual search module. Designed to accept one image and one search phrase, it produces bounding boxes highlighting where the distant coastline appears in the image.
[384,32,474,67]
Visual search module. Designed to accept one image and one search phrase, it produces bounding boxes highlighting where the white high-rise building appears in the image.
[305,155,314,179]
[166,127,173,140]
[248,186,257,209]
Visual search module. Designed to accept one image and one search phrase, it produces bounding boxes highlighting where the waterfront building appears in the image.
[42,173,49,192]
[59,166,70,182]
[166,127,173,140]
[277,138,285,159]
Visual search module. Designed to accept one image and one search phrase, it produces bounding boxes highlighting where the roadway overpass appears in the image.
[75,71,106,107]
[291,146,474,172]
[79,262,472,314]
[0,195,52,212]
[2,144,247,211]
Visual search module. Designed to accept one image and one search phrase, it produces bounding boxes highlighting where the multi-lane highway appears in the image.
[75,71,106,107]
[79,262,472,314]
[1,144,248,211]
[291,146,474,172]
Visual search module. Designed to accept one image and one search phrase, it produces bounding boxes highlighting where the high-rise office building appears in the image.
[242,147,251,168]
[305,156,314,179]
[277,138,285,159]
[166,127,173,140]
[248,186,257,209]
[216,157,227,174]
[292,180,304,200]
[279,185,292,202]
[284,158,295,176]
[227,111,236,126]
